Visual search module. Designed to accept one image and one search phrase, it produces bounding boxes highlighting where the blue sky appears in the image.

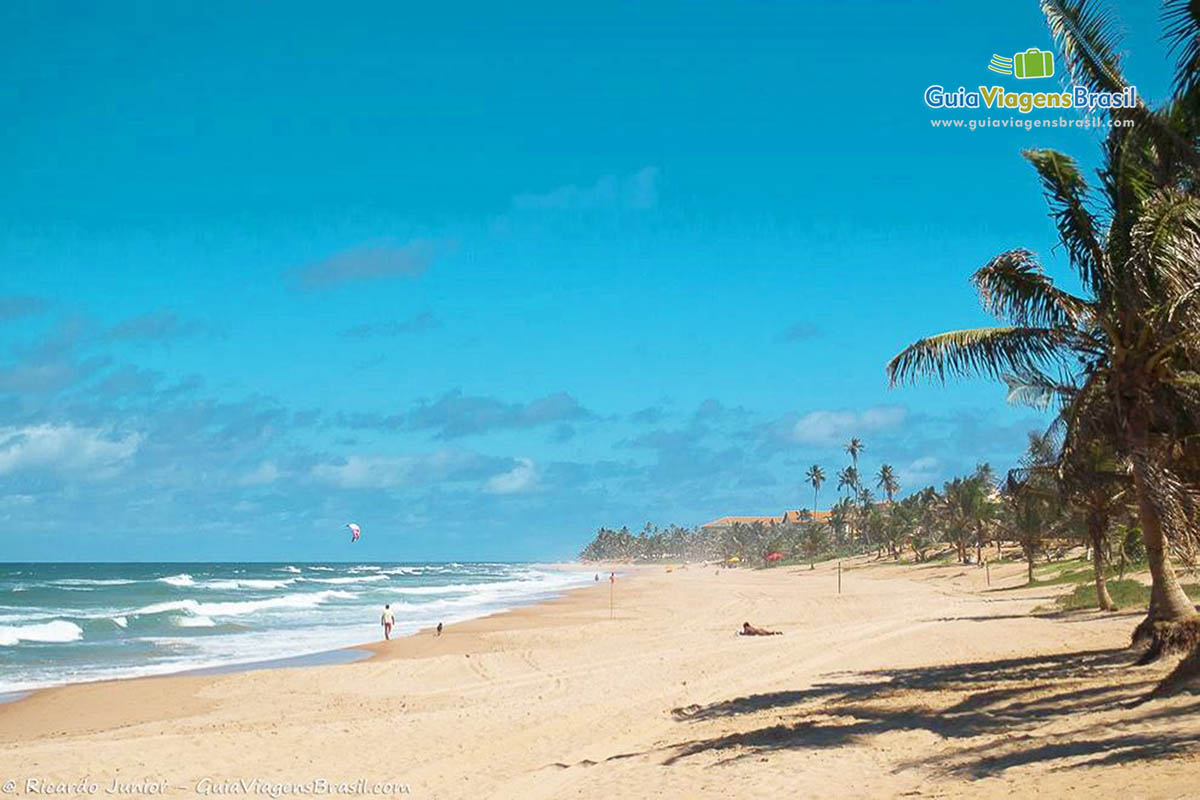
[0,1,1174,561]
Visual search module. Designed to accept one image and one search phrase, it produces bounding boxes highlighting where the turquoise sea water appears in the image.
[0,562,590,693]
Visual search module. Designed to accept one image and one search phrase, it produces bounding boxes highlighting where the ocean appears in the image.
[0,562,592,694]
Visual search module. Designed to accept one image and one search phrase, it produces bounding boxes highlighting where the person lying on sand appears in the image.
[740,621,782,636]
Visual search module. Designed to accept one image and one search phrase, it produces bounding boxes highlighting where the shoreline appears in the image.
[0,562,617,707]
[3,558,1194,798]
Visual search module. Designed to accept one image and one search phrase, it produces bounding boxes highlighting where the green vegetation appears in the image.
[1052,581,1200,613]
[884,0,1200,682]
[586,0,1200,695]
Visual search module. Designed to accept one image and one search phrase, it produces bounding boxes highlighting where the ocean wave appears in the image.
[132,590,357,619]
[175,615,216,628]
[157,573,195,587]
[201,578,296,590]
[50,578,140,587]
[280,566,302,574]
[112,616,128,628]
[302,575,388,585]
[390,574,577,597]
[306,566,335,572]
[0,619,84,646]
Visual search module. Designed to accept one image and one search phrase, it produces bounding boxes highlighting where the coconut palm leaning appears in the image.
[888,0,1200,668]
[806,464,826,514]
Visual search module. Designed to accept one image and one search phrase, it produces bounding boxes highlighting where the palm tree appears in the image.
[856,486,876,554]
[829,497,852,547]
[939,476,979,565]
[876,464,900,503]
[905,487,941,562]
[888,1,1200,658]
[805,464,826,513]
[1062,441,1127,612]
[845,438,864,475]
[836,466,858,499]
[1001,473,1059,586]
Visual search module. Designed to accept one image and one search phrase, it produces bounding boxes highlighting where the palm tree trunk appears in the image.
[1129,457,1200,663]
[1131,462,1195,622]
[1120,401,1199,660]
[1088,510,1115,612]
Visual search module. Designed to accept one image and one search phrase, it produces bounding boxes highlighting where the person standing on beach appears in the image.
[381,604,395,640]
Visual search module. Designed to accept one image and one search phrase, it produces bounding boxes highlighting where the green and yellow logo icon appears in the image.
[988,48,1055,79]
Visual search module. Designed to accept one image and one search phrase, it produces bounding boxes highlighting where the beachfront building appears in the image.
[700,510,832,532]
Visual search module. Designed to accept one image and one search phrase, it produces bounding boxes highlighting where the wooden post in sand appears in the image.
[609,572,615,619]
[837,561,842,594]
[986,561,991,587]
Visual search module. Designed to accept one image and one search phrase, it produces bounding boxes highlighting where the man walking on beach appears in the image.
[381,604,395,640]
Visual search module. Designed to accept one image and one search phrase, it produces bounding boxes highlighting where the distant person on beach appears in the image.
[436,622,443,636]
[740,622,782,636]
[594,573,599,582]
[381,604,395,640]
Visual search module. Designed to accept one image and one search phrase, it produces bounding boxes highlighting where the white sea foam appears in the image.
[51,578,140,587]
[132,590,357,619]
[202,578,296,590]
[302,575,388,585]
[0,565,594,694]
[0,620,84,646]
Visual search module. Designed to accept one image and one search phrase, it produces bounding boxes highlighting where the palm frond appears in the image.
[887,327,1069,387]
[1129,188,1200,303]
[972,247,1094,328]
[1022,150,1109,293]
[1002,364,1078,410]
[1164,0,1200,97]
[1040,0,1126,93]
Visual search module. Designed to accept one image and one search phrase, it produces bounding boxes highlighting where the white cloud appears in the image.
[512,167,659,212]
[311,449,502,490]
[484,458,536,495]
[240,462,281,486]
[311,455,415,489]
[0,424,141,477]
[791,406,908,447]
[898,456,941,489]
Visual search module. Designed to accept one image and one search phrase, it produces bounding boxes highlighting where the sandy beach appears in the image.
[1,558,1197,799]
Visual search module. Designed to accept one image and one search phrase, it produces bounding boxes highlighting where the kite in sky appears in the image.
[347,523,361,543]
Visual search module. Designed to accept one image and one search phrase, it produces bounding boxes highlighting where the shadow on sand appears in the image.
[662,647,1200,776]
